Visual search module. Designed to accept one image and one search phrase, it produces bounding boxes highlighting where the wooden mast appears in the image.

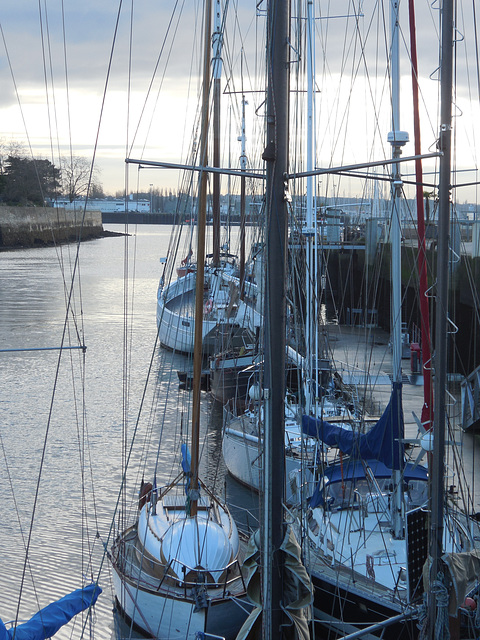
[190,0,212,518]
[262,0,290,636]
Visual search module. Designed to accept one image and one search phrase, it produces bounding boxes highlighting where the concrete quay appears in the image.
[327,322,480,512]
[328,323,432,439]
[0,205,105,248]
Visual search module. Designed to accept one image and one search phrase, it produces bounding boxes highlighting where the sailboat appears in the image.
[109,2,252,637]
[221,0,357,507]
[299,1,480,638]
[155,1,262,357]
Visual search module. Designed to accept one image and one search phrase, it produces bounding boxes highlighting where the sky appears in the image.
[0,0,479,203]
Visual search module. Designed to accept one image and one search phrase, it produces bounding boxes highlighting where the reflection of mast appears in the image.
[212,0,222,266]
[190,0,212,517]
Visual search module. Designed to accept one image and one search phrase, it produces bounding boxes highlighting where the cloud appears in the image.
[0,0,478,199]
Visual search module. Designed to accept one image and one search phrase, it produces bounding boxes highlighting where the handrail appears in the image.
[115,540,246,592]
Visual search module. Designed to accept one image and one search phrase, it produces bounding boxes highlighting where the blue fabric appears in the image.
[302,382,404,470]
[1,584,101,640]
[181,443,191,473]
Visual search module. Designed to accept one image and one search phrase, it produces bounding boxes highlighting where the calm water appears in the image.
[0,224,258,640]
[2,223,480,640]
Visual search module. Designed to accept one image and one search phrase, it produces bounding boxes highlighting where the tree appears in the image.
[60,155,102,202]
[0,155,61,206]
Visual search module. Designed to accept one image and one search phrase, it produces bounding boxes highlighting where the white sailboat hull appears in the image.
[157,271,261,355]
[110,489,252,640]
[112,564,249,640]
[156,272,220,354]
[222,421,315,505]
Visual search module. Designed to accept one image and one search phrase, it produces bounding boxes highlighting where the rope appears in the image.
[417,572,450,640]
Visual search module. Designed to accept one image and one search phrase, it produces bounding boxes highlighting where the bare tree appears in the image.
[60,155,102,202]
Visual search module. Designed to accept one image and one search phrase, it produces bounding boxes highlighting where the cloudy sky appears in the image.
[0,0,478,202]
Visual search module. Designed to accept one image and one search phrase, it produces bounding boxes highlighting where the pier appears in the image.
[0,205,105,248]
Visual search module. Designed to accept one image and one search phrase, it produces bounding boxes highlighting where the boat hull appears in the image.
[222,423,314,505]
[156,283,219,355]
[210,354,257,405]
[157,271,261,355]
[310,569,419,639]
[111,564,251,640]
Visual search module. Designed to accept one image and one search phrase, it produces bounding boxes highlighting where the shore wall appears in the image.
[0,206,104,248]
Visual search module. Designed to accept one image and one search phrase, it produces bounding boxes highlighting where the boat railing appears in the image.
[114,538,247,596]
[159,556,248,596]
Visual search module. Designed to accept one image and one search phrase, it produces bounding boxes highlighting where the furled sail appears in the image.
[0,583,101,640]
[235,527,313,640]
[302,381,405,470]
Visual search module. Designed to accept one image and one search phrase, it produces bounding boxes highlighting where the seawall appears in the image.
[0,206,104,248]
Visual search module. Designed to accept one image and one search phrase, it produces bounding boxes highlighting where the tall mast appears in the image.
[304,0,316,413]
[190,0,212,518]
[212,0,222,266]
[428,0,454,634]
[262,0,290,636]
[388,0,408,540]
[408,0,433,431]
[239,89,247,300]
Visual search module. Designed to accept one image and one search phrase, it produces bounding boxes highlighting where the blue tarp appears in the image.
[0,583,101,640]
[302,381,405,471]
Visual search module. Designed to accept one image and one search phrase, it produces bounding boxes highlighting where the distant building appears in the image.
[49,195,151,213]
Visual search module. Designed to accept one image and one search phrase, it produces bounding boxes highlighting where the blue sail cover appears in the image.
[181,443,191,473]
[302,381,405,470]
[0,583,101,640]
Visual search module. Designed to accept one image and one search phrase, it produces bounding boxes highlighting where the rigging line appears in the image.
[90,330,165,605]
[12,277,93,632]
[0,23,51,202]
[38,0,60,166]
[127,0,183,158]
[60,0,74,163]
[39,1,94,573]
[15,1,124,630]
[474,0,480,101]
[0,425,45,620]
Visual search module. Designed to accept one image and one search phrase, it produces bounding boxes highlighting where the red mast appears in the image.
[408,0,433,431]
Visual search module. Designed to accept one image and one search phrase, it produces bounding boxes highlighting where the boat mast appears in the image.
[304,0,317,413]
[212,0,222,266]
[190,0,212,517]
[262,0,290,636]
[428,0,454,634]
[388,0,407,540]
[239,88,247,301]
[408,0,433,431]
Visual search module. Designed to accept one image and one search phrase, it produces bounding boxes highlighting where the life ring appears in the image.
[204,298,213,314]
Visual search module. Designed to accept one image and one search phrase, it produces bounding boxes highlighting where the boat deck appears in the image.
[327,324,430,440]
[112,528,249,601]
[165,288,197,317]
